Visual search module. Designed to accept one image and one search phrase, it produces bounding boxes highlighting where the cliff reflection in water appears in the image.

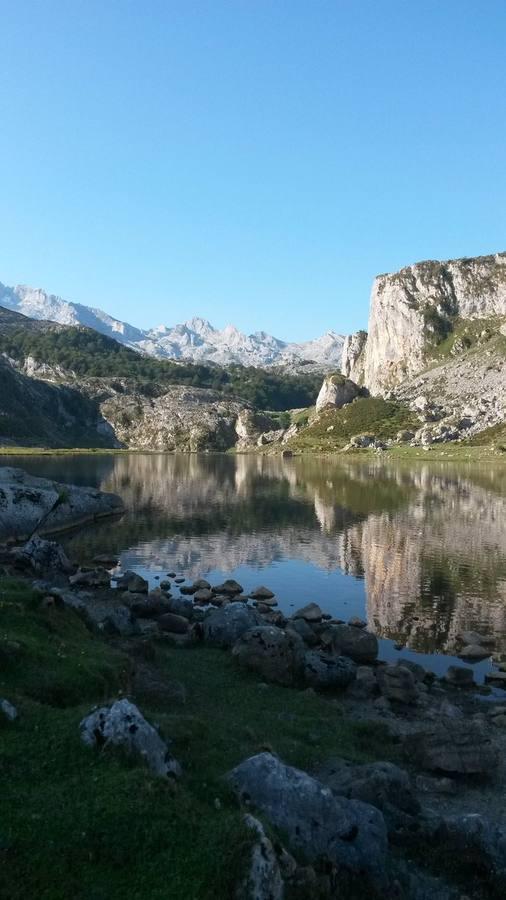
[6,452,506,658]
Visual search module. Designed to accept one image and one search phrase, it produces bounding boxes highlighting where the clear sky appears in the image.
[1,0,505,340]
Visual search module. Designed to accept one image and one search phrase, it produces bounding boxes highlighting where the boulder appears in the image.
[303,651,357,690]
[129,589,172,619]
[157,613,190,635]
[0,466,123,541]
[315,374,360,411]
[165,595,194,620]
[321,624,378,664]
[315,758,420,835]
[405,718,499,775]
[13,536,73,575]
[193,588,214,604]
[232,627,305,686]
[287,617,320,647]
[203,602,262,648]
[193,578,211,590]
[458,644,490,661]
[249,586,275,600]
[377,665,418,704]
[115,571,149,594]
[80,698,181,778]
[293,602,323,623]
[227,753,388,880]
[212,579,244,596]
[239,815,284,900]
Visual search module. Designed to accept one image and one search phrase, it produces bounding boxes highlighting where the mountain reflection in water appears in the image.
[4,452,506,677]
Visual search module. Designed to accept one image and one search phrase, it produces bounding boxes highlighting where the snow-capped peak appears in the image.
[0,279,344,371]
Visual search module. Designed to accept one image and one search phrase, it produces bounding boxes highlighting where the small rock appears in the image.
[293,602,322,623]
[415,775,458,795]
[458,644,490,661]
[348,616,367,629]
[212,579,244,596]
[193,578,211,590]
[286,618,319,647]
[193,588,214,604]
[250,586,275,601]
[485,671,506,687]
[0,699,18,721]
[377,665,418,704]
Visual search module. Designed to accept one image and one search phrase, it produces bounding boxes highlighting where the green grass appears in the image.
[0,577,394,899]
[286,397,418,452]
[425,315,506,361]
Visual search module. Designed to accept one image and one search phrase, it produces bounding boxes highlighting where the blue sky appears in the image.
[1,1,505,340]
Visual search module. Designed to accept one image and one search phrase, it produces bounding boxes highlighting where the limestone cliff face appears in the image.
[341,331,367,385]
[361,252,506,394]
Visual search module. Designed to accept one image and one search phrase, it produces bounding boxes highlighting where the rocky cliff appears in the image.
[360,251,506,394]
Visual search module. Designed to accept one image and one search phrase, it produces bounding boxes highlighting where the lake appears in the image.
[3,452,506,679]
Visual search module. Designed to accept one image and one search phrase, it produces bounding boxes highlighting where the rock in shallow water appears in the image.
[321,623,378,664]
[80,698,181,778]
[227,752,388,881]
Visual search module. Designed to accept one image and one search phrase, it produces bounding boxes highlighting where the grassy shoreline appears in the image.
[0,575,392,898]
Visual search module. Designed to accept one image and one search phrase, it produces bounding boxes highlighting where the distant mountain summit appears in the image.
[0,281,344,370]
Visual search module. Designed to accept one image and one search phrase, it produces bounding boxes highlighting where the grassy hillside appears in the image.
[0,576,391,898]
[286,397,418,452]
[0,307,321,412]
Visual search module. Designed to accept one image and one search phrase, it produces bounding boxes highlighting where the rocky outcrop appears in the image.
[227,752,388,881]
[341,330,367,385]
[315,373,360,411]
[0,467,124,540]
[361,252,506,395]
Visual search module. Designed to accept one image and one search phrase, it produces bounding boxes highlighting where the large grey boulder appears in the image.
[303,651,357,690]
[80,698,181,778]
[13,536,73,575]
[0,466,123,540]
[315,374,360,411]
[232,626,305,686]
[315,758,419,835]
[405,718,499,775]
[203,602,262,648]
[321,623,378,664]
[227,753,387,880]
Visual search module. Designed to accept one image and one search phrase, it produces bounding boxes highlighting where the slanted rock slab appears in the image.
[227,752,388,880]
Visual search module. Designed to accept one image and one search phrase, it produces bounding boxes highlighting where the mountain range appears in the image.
[0,282,344,370]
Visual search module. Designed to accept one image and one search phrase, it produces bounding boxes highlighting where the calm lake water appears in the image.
[4,452,506,679]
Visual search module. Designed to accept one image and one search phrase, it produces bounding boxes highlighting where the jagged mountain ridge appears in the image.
[0,282,344,370]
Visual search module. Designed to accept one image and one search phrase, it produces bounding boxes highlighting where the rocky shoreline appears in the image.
[2,521,506,899]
